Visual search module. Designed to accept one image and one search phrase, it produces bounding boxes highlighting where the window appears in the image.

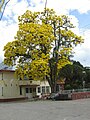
[2,87,3,96]
[26,87,36,93]
[24,75,33,80]
[30,88,32,93]
[42,86,45,94]
[24,76,28,80]
[37,87,41,93]
[26,88,29,93]
[33,88,36,93]
[46,86,50,93]
[20,86,22,95]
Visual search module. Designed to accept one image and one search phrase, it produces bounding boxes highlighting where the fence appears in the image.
[61,88,90,94]
[58,88,90,100]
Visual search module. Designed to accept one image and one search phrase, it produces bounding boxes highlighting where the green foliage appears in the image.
[84,67,90,88]
[59,61,88,89]
[4,9,84,91]
[65,84,72,90]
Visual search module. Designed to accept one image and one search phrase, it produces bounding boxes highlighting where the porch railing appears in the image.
[19,80,40,86]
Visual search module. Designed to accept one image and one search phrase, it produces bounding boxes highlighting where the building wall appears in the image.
[71,92,90,100]
[0,70,51,99]
[0,71,20,98]
[21,86,26,96]
[0,86,2,96]
[19,80,51,98]
[36,80,51,96]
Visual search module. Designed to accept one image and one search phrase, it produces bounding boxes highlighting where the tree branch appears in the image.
[0,0,10,20]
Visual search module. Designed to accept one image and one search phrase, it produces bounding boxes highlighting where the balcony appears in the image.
[19,80,40,86]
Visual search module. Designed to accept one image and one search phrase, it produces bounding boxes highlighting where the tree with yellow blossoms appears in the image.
[4,9,84,92]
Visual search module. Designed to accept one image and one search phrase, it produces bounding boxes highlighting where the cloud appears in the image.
[3,0,29,22]
[73,29,90,66]
[0,20,18,62]
[42,0,90,14]
[0,0,90,66]
[69,15,80,34]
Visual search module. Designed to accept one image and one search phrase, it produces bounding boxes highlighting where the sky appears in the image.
[0,0,90,67]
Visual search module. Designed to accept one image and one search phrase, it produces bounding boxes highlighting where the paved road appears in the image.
[0,99,90,120]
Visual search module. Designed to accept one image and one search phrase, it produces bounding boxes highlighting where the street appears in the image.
[0,98,90,120]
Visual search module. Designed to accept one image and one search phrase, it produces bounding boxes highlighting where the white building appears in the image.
[0,69,51,100]
[0,70,20,98]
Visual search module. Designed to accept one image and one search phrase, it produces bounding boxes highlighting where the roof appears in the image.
[0,62,15,72]
[0,69,15,72]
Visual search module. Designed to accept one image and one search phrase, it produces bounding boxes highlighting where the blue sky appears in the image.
[0,0,90,67]
[70,10,90,29]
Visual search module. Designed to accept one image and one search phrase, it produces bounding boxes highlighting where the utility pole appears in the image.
[45,0,47,11]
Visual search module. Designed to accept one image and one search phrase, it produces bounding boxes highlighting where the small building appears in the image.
[36,81,51,96]
[0,67,51,101]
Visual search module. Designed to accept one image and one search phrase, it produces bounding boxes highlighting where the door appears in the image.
[25,87,36,98]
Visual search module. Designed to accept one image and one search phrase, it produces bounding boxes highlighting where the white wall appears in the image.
[0,71,51,98]
[36,80,51,96]
[0,71,20,98]
[0,86,2,96]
